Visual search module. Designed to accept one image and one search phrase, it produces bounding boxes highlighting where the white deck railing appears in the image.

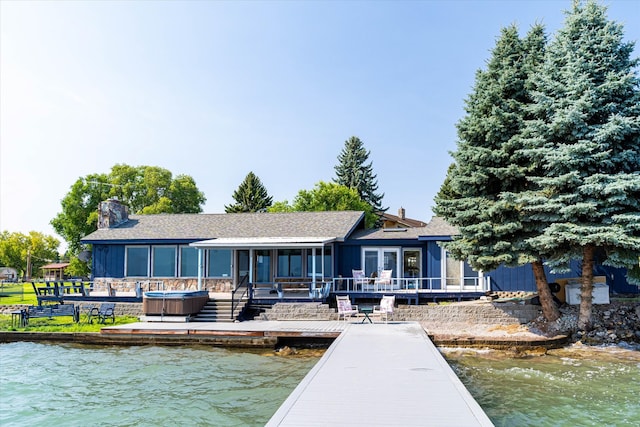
[331,276,490,293]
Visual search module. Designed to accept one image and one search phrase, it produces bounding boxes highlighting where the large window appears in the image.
[180,246,198,277]
[126,246,149,277]
[208,249,231,277]
[153,246,176,277]
[307,247,332,278]
[278,249,302,277]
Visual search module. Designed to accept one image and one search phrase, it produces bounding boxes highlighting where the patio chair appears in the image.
[336,295,359,322]
[352,269,368,290]
[89,303,116,324]
[375,270,393,291]
[373,295,395,323]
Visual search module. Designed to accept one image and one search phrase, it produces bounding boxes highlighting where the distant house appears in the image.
[380,207,427,229]
[41,262,71,281]
[81,199,637,301]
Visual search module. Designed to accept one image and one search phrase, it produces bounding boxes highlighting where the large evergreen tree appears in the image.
[225,172,273,213]
[434,24,561,321]
[521,0,640,330]
[334,136,386,214]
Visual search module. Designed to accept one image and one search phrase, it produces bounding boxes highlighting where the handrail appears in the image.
[231,274,250,320]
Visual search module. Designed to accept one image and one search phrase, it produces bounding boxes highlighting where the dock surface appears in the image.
[267,322,494,426]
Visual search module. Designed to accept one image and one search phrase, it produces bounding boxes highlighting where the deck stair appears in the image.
[191,298,246,323]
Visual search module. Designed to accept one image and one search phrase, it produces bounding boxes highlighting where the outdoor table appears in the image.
[11,309,26,327]
[359,305,374,323]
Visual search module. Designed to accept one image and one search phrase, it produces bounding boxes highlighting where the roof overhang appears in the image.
[190,237,337,249]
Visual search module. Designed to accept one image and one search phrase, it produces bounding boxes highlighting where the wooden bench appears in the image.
[25,304,79,325]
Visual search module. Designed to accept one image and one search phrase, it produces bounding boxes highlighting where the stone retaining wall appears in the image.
[259,301,541,324]
[260,303,338,320]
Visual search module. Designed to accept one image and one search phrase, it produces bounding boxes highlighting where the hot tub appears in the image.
[143,290,209,315]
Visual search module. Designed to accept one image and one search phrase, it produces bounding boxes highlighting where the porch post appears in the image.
[197,248,203,291]
[249,249,254,284]
[311,247,317,284]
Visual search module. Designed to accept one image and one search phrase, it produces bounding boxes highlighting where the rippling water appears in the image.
[444,345,640,427]
[0,342,318,427]
[2,342,639,426]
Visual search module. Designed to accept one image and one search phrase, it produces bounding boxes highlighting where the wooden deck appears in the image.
[266,322,494,426]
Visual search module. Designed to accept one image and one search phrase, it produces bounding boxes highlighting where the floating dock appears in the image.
[267,322,494,426]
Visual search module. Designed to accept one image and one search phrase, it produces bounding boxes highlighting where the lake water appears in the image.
[1,342,639,426]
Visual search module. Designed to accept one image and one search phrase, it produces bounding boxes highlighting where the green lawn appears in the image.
[0,282,37,305]
[0,313,139,332]
[0,281,139,332]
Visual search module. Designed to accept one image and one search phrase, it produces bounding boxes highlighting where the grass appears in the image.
[0,314,140,332]
[0,282,37,305]
[0,281,139,332]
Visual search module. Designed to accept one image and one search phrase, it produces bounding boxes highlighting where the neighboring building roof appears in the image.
[81,211,366,243]
[41,263,70,270]
[380,207,427,228]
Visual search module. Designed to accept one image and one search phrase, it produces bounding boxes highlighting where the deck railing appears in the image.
[331,276,490,293]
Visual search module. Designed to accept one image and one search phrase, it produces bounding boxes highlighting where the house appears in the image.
[81,199,637,303]
[41,262,71,281]
[380,207,427,229]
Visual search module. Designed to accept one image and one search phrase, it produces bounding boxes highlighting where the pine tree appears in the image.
[225,172,273,213]
[434,24,561,321]
[521,0,640,330]
[334,136,386,214]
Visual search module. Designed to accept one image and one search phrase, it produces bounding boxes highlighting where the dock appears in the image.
[267,322,494,426]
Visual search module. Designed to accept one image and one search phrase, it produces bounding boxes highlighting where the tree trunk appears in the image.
[532,259,560,322]
[578,244,595,331]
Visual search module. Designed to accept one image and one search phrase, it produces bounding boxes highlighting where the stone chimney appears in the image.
[398,207,405,220]
[98,199,129,229]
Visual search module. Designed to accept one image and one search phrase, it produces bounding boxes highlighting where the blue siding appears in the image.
[426,241,442,289]
[335,244,362,278]
[487,261,638,294]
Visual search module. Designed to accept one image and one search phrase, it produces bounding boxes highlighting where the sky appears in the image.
[1,0,639,253]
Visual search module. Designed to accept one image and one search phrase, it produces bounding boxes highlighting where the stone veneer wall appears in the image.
[92,278,234,293]
[259,301,541,324]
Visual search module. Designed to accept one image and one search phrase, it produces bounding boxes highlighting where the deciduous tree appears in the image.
[52,164,206,253]
[269,181,377,228]
[0,231,60,278]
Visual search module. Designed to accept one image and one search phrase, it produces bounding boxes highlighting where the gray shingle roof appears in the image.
[348,216,457,241]
[81,211,365,243]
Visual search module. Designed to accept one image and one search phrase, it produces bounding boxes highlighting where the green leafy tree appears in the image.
[52,164,206,253]
[0,231,60,278]
[434,24,561,321]
[334,136,386,214]
[225,172,273,213]
[269,181,377,228]
[521,0,640,330]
